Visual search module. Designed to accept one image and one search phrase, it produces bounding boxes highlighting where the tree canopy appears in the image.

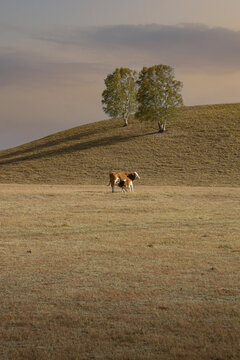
[136,65,183,132]
[102,68,138,126]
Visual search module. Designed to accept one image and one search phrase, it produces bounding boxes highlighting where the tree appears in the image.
[102,68,138,126]
[136,65,183,132]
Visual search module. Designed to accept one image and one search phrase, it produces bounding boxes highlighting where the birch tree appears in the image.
[102,68,138,126]
[136,65,183,132]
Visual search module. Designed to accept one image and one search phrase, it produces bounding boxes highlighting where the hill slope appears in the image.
[0,103,239,186]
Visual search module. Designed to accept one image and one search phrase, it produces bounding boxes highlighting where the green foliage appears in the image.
[102,68,138,126]
[136,65,183,131]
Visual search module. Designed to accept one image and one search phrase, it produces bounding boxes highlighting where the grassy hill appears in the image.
[0,103,239,186]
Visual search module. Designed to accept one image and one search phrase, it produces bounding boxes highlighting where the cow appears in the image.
[108,171,121,193]
[108,171,140,193]
[118,177,133,192]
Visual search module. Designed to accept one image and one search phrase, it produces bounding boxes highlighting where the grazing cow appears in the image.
[108,171,140,192]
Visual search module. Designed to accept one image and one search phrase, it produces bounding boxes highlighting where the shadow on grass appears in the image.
[0,131,157,165]
[0,122,121,162]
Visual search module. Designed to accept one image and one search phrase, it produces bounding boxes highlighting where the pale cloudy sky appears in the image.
[0,0,240,149]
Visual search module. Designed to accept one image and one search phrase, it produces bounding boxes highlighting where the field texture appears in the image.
[0,184,239,360]
[0,103,239,186]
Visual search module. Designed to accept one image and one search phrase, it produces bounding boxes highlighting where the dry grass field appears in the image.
[0,184,239,360]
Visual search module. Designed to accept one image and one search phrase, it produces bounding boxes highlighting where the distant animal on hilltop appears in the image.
[108,171,140,193]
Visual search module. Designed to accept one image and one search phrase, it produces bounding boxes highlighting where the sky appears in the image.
[1,0,240,149]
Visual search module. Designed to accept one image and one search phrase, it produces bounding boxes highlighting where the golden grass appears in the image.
[0,103,239,186]
[0,184,239,359]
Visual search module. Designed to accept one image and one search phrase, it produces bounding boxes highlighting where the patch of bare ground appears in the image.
[0,184,239,359]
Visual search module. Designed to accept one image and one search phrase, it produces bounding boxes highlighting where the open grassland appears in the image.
[0,184,239,360]
[0,103,239,186]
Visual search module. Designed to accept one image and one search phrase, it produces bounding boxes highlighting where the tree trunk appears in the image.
[123,115,128,127]
[158,120,167,133]
[163,118,167,131]
[158,121,164,133]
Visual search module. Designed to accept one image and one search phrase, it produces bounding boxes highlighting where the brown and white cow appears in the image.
[108,171,121,193]
[118,177,133,192]
[108,171,140,192]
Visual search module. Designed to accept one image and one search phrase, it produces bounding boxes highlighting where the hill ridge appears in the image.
[0,103,239,186]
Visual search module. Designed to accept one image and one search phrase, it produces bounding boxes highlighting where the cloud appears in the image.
[40,23,240,71]
[0,49,109,88]
[2,23,239,89]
